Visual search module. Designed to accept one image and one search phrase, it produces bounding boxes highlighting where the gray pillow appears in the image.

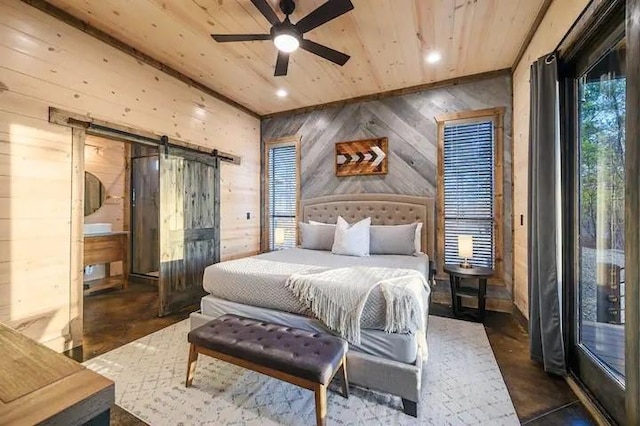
[299,222,335,251]
[370,223,419,255]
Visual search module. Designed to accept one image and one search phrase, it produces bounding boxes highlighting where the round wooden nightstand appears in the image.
[443,264,494,322]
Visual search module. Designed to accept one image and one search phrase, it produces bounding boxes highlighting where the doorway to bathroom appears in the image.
[84,138,164,283]
[83,134,131,294]
[81,135,162,358]
[83,136,160,293]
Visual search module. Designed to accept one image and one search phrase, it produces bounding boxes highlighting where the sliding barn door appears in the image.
[158,147,220,316]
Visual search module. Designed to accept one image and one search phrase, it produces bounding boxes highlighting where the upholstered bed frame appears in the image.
[191,194,436,417]
[301,193,435,416]
[300,193,435,257]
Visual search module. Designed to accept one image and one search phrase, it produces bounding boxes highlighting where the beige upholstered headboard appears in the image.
[300,193,435,256]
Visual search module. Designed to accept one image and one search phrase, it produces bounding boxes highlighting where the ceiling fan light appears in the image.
[274,33,300,53]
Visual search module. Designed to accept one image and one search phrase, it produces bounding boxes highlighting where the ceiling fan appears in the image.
[211,0,354,76]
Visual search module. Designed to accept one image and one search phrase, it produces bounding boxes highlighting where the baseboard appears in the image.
[513,304,529,330]
[565,376,613,426]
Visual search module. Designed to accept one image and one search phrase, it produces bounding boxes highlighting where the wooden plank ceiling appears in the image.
[46,0,546,115]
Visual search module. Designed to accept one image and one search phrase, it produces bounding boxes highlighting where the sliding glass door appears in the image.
[577,35,626,380]
[566,7,626,423]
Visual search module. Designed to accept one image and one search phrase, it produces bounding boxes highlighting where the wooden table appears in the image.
[444,264,494,322]
[0,323,114,425]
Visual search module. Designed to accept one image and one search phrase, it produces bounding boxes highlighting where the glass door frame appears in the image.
[560,1,627,423]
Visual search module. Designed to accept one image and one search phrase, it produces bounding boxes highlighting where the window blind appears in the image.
[443,120,495,268]
[268,144,297,250]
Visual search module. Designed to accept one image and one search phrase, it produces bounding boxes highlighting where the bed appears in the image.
[189,194,436,416]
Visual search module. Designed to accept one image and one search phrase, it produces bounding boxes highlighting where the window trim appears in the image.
[262,135,301,252]
[435,107,505,284]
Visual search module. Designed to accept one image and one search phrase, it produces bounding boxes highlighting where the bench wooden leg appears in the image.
[338,356,348,398]
[185,344,198,387]
[314,383,327,426]
[402,398,418,417]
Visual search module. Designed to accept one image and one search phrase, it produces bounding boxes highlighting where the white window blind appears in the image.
[268,144,297,250]
[443,120,495,268]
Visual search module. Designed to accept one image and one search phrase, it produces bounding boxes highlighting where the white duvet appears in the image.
[202,248,431,331]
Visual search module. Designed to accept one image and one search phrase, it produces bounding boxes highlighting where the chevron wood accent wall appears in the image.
[262,74,514,294]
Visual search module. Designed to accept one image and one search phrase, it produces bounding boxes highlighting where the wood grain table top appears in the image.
[0,323,114,425]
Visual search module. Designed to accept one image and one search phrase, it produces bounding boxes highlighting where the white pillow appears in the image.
[309,220,332,225]
[314,219,423,253]
[415,222,423,253]
[331,216,371,257]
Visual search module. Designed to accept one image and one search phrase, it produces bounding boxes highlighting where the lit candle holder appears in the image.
[274,228,286,247]
[458,235,473,268]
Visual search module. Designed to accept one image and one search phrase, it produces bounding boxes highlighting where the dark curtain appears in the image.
[528,53,567,375]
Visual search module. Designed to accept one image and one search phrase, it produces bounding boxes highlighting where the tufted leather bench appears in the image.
[186,314,348,426]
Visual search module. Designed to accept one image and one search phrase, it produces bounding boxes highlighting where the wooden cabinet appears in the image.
[84,232,128,295]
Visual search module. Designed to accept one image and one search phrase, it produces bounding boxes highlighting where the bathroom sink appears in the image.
[84,223,112,235]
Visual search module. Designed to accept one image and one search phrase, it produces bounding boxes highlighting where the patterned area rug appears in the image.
[84,316,518,425]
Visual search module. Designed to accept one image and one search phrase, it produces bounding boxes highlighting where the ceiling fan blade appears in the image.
[274,51,290,76]
[301,39,350,66]
[211,34,271,42]
[295,0,354,33]
[250,0,281,26]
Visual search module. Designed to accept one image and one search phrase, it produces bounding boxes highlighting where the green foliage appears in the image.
[579,77,626,250]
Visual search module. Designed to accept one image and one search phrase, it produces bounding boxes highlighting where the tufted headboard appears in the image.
[300,193,435,256]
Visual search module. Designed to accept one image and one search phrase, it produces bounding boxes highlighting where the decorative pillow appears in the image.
[415,222,423,253]
[331,216,371,257]
[299,222,335,251]
[370,223,419,255]
[309,220,330,225]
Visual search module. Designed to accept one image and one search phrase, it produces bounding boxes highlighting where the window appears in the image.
[436,109,504,274]
[264,137,299,251]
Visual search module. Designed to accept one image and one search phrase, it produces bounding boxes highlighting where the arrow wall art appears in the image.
[335,137,388,177]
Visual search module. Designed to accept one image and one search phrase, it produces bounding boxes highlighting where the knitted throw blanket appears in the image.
[285,266,428,345]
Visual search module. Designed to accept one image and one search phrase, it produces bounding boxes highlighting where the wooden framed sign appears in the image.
[335,137,388,177]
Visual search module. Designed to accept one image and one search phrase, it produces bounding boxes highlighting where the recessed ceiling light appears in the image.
[276,89,288,98]
[426,51,442,64]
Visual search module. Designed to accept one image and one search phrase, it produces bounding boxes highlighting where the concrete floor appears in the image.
[69,282,596,425]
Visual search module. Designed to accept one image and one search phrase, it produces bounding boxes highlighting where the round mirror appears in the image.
[84,172,107,216]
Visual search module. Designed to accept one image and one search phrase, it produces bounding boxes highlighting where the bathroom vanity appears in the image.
[84,231,129,295]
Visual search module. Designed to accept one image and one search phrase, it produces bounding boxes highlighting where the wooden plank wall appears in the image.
[511,0,590,318]
[84,135,125,278]
[262,75,514,300]
[0,0,260,351]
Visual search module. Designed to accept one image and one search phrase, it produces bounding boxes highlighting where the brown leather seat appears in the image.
[188,314,348,385]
